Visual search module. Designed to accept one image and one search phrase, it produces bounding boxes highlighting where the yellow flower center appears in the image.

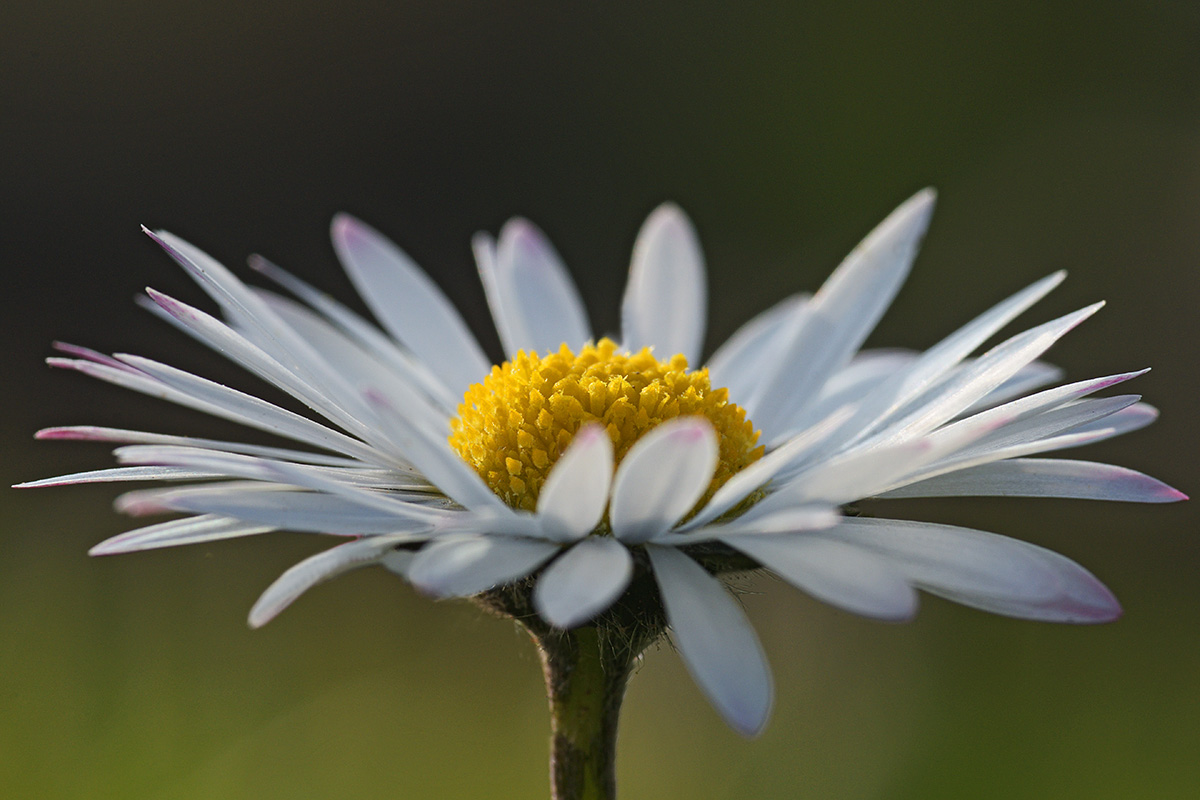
[449,338,763,512]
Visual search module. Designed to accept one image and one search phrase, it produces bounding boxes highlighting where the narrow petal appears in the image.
[934,370,1147,451]
[706,294,809,405]
[64,355,385,465]
[481,219,591,358]
[657,503,841,545]
[724,534,917,621]
[140,487,442,533]
[331,214,490,395]
[248,535,411,627]
[749,189,936,437]
[621,204,707,365]
[610,418,718,544]
[407,536,559,598]
[90,515,276,555]
[249,254,458,412]
[145,231,386,433]
[959,361,1064,417]
[647,545,773,737]
[257,290,450,433]
[34,426,367,468]
[942,394,1140,460]
[364,391,514,515]
[15,465,217,488]
[788,272,1066,445]
[533,537,633,629]
[879,458,1186,503]
[760,436,940,509]
[1062,402,1158,439]
[144,289,390,449]
[860,302,1104,449]
[536,424,613,542]
[819,518,1122,623]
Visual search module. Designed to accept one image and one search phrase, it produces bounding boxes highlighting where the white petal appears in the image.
[818,518,1121,623]
[761,436,941,508]
[610,418,718,544]
[647,545,773,737]
[788,348,918,437]
[536,424,613,542]
[143,289,390,449]
[707,294,808,403]
[749,189,936,437]
[621,204,707,365]
[361,390,511,514]
[533,537,633,629]
[943,394,1139,459]
[681,405,856,532]
[860,302,1104,449]
[248,535,411,627]
[34,426,367,467]
[407,536,559,597]
[90,515,275,555]
[145,232,386,433]
[791,272,1066,446]
[480,219,591,358]
[934,370,1146,451]
[331,214,490,395]
[257,290,449,433]
[146,487,441,533]
[15,465,217,488]
[249,254,458,412]
[724,534,917,620]
[711,504,842,536]
[74,355,385,465]
[959,361,1064,417]
[879,458,1186,503]
[657,503,841,545]
[257,458,456,527]
[1060,402,1158,439]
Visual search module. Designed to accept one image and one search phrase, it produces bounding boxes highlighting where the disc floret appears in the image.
[449,338,762,513]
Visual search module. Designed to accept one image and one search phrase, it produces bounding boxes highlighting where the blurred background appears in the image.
[2,1,1198,797]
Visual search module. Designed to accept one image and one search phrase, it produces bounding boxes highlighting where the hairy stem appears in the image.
[535,626,630,800]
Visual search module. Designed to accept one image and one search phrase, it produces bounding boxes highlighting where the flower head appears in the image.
[21,189,1183,736]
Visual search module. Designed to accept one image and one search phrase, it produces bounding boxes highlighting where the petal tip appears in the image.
[330,212,367,245]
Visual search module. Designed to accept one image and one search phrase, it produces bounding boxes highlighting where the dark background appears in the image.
[2,2,1197,797]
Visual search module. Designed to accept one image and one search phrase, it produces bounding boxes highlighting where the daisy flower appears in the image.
[20,189,1183,743]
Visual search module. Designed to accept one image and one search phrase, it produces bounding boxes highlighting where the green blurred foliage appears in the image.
[2,1,1197,797]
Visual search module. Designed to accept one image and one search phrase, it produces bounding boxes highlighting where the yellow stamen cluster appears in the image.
[449,338,763,513]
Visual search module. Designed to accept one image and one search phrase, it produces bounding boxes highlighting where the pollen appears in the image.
[449,338,763,512]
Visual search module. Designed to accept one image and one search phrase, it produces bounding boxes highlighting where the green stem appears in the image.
[537,626,631,800]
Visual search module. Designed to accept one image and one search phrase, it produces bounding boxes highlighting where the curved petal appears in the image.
[722,534,917,621]
[536,423,613,542]
[90,515,276,556]
[479,219,591,358]
[248,534,410,627]
[331,214,490,395]
[621,204,706,365]
[534,537,633,629]
[647,545,773,737]
[819,518,1122,623]
[610,417,718,544]
[407,536,558,598]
